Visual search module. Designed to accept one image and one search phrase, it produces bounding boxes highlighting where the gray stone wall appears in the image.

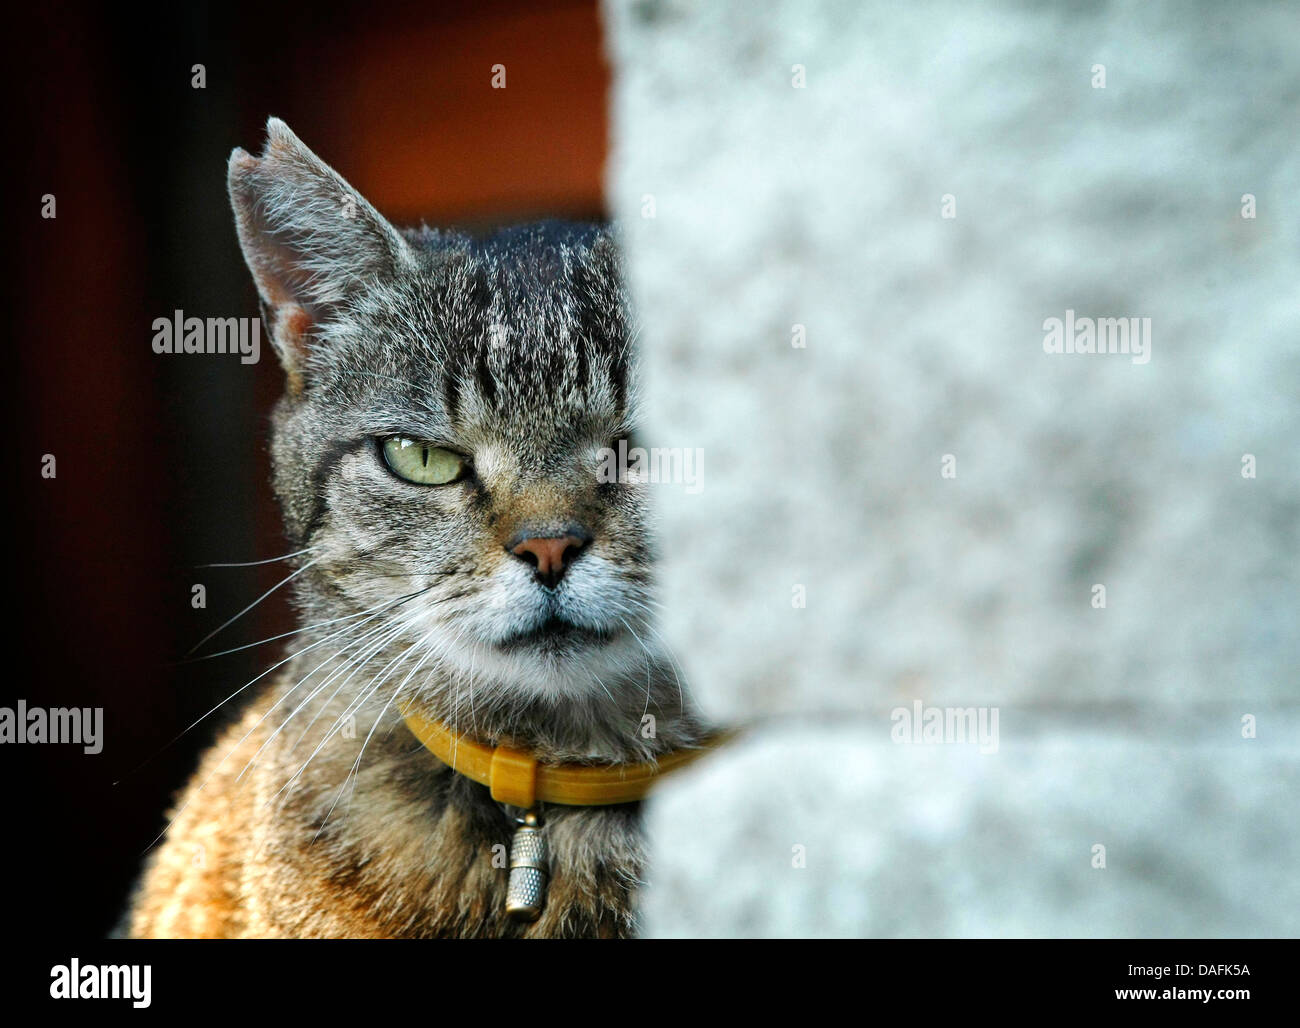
[604,0,1300,936]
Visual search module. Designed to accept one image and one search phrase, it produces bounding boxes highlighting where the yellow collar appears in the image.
[399,703,730,808]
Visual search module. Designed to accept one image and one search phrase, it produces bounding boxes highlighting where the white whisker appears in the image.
[197,547,315,569]
[186,557,319,656]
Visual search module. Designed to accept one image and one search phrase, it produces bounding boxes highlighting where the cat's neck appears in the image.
[278,642,704,769]
[406,682,704,764]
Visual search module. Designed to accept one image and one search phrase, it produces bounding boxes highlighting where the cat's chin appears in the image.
[428,623,644,705]
[494,616,618,654]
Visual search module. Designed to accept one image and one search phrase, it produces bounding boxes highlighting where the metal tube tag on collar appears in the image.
[505,809,548,922]
[397,703,736,922]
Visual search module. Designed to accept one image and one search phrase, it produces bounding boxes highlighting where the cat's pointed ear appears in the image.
[228,117,413,388]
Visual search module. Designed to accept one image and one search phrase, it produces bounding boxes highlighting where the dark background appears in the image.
[9,0,609,938]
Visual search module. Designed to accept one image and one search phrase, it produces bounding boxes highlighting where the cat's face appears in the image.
[230,120,655,707]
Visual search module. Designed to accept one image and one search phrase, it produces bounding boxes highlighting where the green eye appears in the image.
[381,437,467,485]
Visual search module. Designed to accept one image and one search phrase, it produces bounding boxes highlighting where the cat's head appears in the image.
[228,118,659,713]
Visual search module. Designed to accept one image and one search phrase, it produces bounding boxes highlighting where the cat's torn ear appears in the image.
[228,117,414,392]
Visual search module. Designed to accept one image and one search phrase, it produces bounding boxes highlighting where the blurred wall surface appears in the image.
[604,0,1300,935]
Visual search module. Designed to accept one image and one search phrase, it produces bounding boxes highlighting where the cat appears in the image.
[128,118,706,938]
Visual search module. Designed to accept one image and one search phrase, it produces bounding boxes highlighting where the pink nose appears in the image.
[510,534,588,587]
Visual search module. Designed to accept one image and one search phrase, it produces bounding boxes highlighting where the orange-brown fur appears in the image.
[130,688,642,938]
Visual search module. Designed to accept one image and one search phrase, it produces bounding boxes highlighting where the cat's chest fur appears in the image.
[131,679,644,939]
